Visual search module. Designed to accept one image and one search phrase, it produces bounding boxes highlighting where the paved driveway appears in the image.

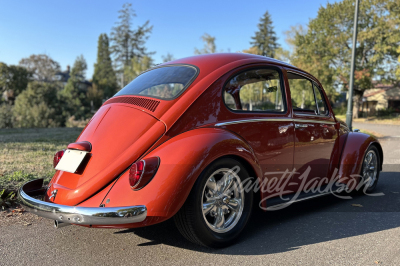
[1,123,399,266]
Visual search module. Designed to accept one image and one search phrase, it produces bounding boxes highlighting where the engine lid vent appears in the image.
[103,96,160,112]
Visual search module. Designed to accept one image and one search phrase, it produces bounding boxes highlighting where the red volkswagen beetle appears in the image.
[19,53,383,248]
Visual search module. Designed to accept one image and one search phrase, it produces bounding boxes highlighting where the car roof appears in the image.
[160,53,298,73]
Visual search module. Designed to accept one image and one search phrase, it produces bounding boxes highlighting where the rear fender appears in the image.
[97,127,261,227]
[338,132,382,185]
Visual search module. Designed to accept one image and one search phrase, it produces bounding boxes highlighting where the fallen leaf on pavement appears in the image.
[352,204,363,207]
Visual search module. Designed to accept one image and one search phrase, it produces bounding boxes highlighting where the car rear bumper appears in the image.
[18,179,147,226]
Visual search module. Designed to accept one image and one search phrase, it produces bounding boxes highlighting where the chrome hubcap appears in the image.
[362,150,378,188]
[201,168,244,233]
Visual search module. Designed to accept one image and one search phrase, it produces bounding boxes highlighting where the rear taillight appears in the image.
[129,157,159,190]
[53,150,65,168]
[129,160,145,188]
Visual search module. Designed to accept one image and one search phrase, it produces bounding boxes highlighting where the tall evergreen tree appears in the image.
[110,3,153,85]
[60,55,88,119]
[93,33,118,99]
[161,53,175,63]
[250,11,279,58]
[194,33,217,54]
[124,55,153,83]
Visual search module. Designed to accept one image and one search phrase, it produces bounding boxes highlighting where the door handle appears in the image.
[295,123,308,129]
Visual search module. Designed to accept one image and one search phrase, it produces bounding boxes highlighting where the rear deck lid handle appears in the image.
[67,141,92,152]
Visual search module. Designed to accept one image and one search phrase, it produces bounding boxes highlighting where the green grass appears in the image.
[0,128,82,191]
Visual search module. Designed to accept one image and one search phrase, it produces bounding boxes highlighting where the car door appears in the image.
[220,66,295,198]
[286,70,337,191]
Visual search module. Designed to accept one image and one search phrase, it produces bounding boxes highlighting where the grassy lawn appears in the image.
[0,128,82,191]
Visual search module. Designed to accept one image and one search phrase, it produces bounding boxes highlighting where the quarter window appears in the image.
[223,69,285,112]
[314,85,328,115]
[287,72,329,115]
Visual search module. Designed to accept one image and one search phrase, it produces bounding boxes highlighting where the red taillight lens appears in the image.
[129,160,145,188]
[53,150,65,168]
[128,157,159,190]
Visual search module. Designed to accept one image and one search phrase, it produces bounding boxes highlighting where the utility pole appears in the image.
[346,0,360,131]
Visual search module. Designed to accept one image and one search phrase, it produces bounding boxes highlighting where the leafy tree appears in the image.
[0,63,31,103]
[13,81,63,127]
[60,55,89,120]
[111,3,153,85]
[289,0,400,117]
[93,33,118,99]
[19,54,60,82]
[124,55,153,83]
[162,53,175,63]
[250,11,279,58]
[194,33,217,54]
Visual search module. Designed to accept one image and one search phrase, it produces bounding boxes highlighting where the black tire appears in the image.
[358,145,381,193]
[174,157,253,248]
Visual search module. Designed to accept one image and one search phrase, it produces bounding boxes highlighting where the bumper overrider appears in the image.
[18,179,147,226]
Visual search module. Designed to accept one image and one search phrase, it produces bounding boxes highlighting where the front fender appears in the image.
[93,127,260,227]
[338,132,382,183]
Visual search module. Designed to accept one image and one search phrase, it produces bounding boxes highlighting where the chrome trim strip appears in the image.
[293,119,336,125]
[19,179,147,225]
[215,118,336,127]
[215,118,293,126]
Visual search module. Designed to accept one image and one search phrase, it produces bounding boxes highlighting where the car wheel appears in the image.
[359,145,380,193]
[174,157,253,248]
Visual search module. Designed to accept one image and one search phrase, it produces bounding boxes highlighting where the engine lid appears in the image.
[48,104,166,206]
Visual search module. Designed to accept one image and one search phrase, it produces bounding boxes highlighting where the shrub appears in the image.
[65,115,90,128]
[13,81,64,127]
[0,104,14,128]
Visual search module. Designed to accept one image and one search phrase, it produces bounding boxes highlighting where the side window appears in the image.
[314,84,328,115]
[287,72,317,114]
[223,68,285,112]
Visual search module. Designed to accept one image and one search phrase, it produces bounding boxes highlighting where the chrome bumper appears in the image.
[18,179,147,226]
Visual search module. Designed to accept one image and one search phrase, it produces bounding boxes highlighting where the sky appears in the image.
[0,0,338,78]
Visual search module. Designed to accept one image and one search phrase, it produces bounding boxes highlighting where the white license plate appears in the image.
[55,149,88,173]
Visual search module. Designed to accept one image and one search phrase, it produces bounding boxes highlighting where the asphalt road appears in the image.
[1,123,399,266]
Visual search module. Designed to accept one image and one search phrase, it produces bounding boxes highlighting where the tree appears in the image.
[289,0,400,118]
[124,55,153,83]
[162,53,175,63]
[194,33,217,54]
[13,81,63,127]
[0,103,14,128]
[110,3,153,85]
[250,11,280,58]
[19,54,60,82]
[0,63,31,103]
[93,33,118,99]
[60,55,89,120]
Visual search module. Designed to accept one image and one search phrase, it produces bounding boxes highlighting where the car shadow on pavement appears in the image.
[114,171,400,255]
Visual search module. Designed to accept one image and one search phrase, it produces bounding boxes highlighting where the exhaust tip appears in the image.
[54,220,71,229]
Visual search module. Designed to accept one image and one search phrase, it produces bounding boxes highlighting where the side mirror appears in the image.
[266,86,278,92]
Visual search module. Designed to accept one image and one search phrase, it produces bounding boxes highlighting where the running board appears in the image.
[265,188,341,210]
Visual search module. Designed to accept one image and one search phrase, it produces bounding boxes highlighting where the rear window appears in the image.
[114,65,198,100]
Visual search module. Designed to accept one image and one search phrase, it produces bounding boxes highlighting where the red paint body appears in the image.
[46,53,383,228]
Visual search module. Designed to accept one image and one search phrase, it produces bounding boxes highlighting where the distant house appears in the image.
[361,84,400,115]
[55,65,92,92]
